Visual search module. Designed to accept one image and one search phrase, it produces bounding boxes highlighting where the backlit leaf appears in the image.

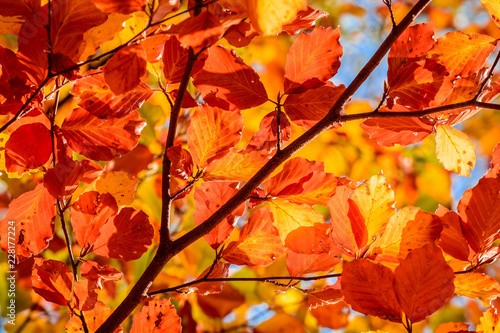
[285,223,331,254]
[0,184,55,261]
[247,0,307,36]
[95,171,140,206]
[32,258,73,306]
[341,260,402,322]
[477,307,500,332]
[311,301,349,329]
[265,198,324,244]
[286,251,341,276]
[283,82,345,129]
[43,157,84,200]
[162,35,205,84]
[282,6,329,35]
[393,244,455,323]
[192,45,268,111]
[187,105,243,168]
[60,108,145,161]
[203,149,271,182]
[284,27,342,94]
[436,205,471,262]
[131,299,181,333]
[66,301,123,333]
[90,0,146,14]
[308,284,343,309]
[92,207,153,261]
[167,145,194,181]
[435,322,470,333]
[223,208,285,266]
[482,0,500,29]
[80,260,123,283]
[454,273,500,306]
[435,124,476,177]
[197,283,245,318]
[246,110,291,153]
[172,11,225,52]
[188,262,230,295]
[104,44,147,95]
[194,182,245,249]
[71,71,153,118]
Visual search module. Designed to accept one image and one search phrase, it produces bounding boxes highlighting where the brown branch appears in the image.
[96,1,431,331]
[147,273,341,297]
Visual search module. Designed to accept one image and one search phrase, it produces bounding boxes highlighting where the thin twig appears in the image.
[473,49,500,101]
[383,0,397,28]
[276,92,282,152]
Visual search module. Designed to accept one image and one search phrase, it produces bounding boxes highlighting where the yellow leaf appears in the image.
[482,0,500,29]
[247,0,307,36]
[454,273,500,306]
[350,174,395,241]
[477,307,500,333]
[435,124,476,177]
[265,198,324,244]
[204,149,270,182]
[96,171,140,206]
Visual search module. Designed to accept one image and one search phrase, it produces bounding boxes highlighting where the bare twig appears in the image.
[383,0,397,28]
[473,49,500,101]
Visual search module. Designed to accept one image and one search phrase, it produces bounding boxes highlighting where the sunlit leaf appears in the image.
[454,273,500,306]
[90,0,146,14]
[131,299,181,333]
[197,283,245,318]
[435,124,476,177]
[95,171,140,206]
[103,44,147,94]
[247,0,307,36]
[32,258,73,306]
[188,262,230,295]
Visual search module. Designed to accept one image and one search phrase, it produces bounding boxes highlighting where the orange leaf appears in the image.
[283,82,345,129]
[71,71,153,118]
[43,157,84,200]
[361,114,434,147]
[393,244,455,323]
[341,259,402,322]
[71,191,118,248]
[265,198,324,244]
[92,208,154,261]
[0,184,56,261]
[247,0,307,36]
[80,260,123,283]
[131,299,181,333]
[162,36,206,84]
[223,208,285,266]
[454,273,500,306]
[95,171,140,206]
[90,0,146,14]
[481,0,500,29]
[458,175,500,254]
[66,301,123,333]
[282,6,328,35]
[187,105,243,168]
[103,44,147,95]
[204,148,270,182]
[286,251,341,276]
[308,284,343,309]
[284,27,342,94]
[197,284,245,318]
[436,205,471,262]
[61,108,145,161]
[193,182,245,249]
[310,301,349,329]
[370,206,442,262]
[429,31,497,77]
[72,279,99,311]
[246,110,291,153]
[188,262,230,295]
[435,322,470,333]
[285,223,331,254]
[171,11,225,53]
[32,258,73,306]
[167,145,194,181]
[5,122,52,173]
[192,45,268,111]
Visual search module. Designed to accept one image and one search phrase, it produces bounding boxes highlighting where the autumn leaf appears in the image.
[0,184,55,261]
[454,273,500,306]
[436,205,471,262]
[203,149,271,182]
[162,35,206,84]
[247,0,307,36]
[197,284,245,318]
[310,301,349,329]
[286,251,341,276]
[187,105,243,168]
[90,0,146,14]
[246,110,291,152]
[282,6,329,35]
[284,27,343,94]
[66,301,123,333]
[32,258,73,306]
[223,208,285,266]
[192,45,268,111]
[481,0,500,29]
[477,307,500,332]
[92,208,154,261]
[95,171,140,206]
[60,108,145,161]
[435,322,470,333]
[188,262,230,295]
[435,124,476,177]
[131,299,181,333]
[167,145,194,181]
[80,260,123,284]
[43,157,84,200]
[193,182,245,249]
[103,44,147,95]
[308,284,343,309]
[285,223,331,254]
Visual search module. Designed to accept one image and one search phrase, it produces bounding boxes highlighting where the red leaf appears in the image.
[92,208,154,261]
[0,47,33,110]
[103,44,147,95]
[436,205,471,262]
[282,6,329,35]
[5,122,52,173]
[169,89,199,108]
[66,301,123,333]
[141,34,169,63]
[162,36,206,84]
[458,175,500,254]
[131,299,181,333]
[32,258,73,306]
[361,113,434,147]
[286,251,341,276]
[171,11,225,52]
[246,110,291,152]
[194,182,245,249]
[71,191,118,249]
[223,208,285,266]
[308,284,343,309]
[90,0,146,14]
[80,260,123,284]
[266,157,323,197]
[72,279,99,311]
[60,108,145,161]
[393,244,455,323]
[283,82,345,129]
[224,21,259,48]
[0,0,40,17]
[285,223,331,254]
[341,259,402,322]
[43,157,84,200]
[71,71,153,118]
[108,143,154,176]
[189,262,230,295]
[197,284,245,318]
[187,105,243,168]
[193,45,268,111]
[284,26,342,94]
[0,184,56,261]
[166,145,194,181]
